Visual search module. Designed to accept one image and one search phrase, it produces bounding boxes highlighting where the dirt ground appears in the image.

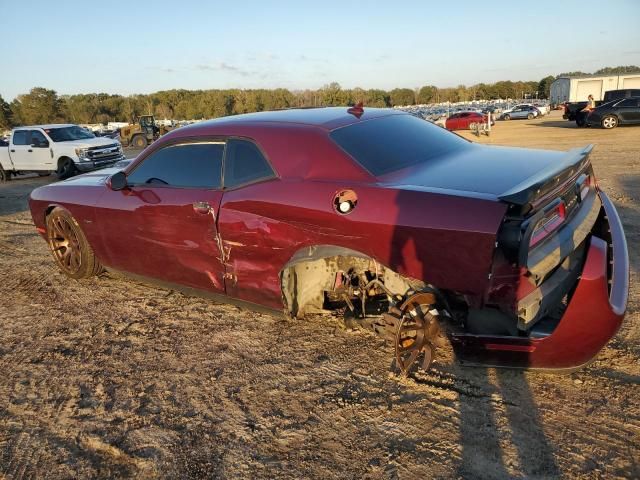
[0,111,638,479]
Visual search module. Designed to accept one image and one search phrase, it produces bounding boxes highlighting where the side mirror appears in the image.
[109,171,128,191]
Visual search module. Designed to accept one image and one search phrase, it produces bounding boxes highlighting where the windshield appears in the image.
[45,126,95,142]
[330,114,469,176]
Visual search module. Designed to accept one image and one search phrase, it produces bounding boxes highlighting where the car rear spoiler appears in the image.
[498,145,593,206]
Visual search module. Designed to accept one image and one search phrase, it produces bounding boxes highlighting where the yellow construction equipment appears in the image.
[119,115,173,149]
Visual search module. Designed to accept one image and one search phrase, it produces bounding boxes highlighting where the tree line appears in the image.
[1,65,638,129]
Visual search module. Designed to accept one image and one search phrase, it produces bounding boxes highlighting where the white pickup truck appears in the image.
[0,124,125,182]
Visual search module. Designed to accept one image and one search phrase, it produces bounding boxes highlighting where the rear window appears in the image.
[329,114,469,176]
[224,139,275,188]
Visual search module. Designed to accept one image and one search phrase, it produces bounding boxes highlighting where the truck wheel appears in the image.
[0,165,9,182]
[601,115,618,129]
[57,158,77,179]
[527,113,534,119]
[46,208,103,279]
[132,135,147,149]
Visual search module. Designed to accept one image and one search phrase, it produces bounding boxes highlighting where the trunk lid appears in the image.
[378,144,593,206]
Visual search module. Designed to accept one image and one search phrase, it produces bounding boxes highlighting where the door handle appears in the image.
[10,149,15,152]
[193,201,212,215]
[28,149,33,152]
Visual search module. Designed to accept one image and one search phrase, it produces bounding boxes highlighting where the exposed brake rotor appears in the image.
[379,292,443,377]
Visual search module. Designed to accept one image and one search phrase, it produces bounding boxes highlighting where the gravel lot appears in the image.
[1,111,638,479]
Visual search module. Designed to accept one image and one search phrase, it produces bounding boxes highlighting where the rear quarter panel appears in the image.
[219,179,507,309]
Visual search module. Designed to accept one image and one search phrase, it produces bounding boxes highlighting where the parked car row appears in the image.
[397,100,551,124]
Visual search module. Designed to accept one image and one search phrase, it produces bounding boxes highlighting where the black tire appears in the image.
[0,165,9,182]
[46,208,103,279]
[601,115,618,129]
[57,158,77,179]
[503,114,511,121]
[527,113,534,120]
[576,118,586,127]
[132,135,148,149]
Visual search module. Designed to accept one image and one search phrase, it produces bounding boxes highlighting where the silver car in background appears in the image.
[500,105,539,120]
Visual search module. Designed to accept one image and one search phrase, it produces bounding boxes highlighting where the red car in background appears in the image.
[29,107,628,375]
[445,111,494,130]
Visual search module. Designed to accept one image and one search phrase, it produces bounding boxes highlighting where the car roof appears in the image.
[15,124,76,129]
[178,107,404,132]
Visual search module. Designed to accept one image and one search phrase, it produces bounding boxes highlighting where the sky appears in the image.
[1,0,639,100]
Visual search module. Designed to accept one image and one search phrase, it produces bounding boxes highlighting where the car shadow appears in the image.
[388,189,561,477]
[529,120,581,129]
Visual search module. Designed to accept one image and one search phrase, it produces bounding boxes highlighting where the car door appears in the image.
[9,129,31,169]
[96,140,228,293]
[511,107,524,119]
[29,130,54,170]
[446,113,458,130]
[216,138,280,308]
[616,98,640,123]
[458,113,472,129]
[629,98,640,123]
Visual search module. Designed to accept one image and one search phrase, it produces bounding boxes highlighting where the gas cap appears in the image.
[333,189,358,215]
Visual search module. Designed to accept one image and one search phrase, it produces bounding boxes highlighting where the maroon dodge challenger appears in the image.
[29,107,629,374]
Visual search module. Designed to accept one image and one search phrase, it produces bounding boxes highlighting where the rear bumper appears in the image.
[451,190,629,370]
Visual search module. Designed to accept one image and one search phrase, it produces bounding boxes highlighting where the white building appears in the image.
[550,74,640,104]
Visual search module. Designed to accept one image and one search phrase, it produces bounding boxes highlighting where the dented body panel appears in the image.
[218,180,506,308]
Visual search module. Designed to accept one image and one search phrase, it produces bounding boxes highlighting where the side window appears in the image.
[12,130,29,145]
[224,139,275,188]
[617,98,637,107]
[30,130,47,146]
[127,142,224,188]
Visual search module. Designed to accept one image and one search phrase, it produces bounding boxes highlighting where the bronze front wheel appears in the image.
[46,208,103,279]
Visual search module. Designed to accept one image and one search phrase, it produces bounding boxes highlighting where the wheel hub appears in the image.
[49,217,82,274]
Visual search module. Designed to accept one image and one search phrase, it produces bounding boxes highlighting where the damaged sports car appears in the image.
[29,106,629,374]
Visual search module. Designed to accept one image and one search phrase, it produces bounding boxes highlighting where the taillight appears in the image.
[530,201,566,247]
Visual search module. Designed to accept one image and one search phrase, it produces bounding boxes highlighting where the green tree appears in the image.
[11,87,64,125]
[389,88,415,106]
[557,71,587,77]
[537,75,556,99]
[594,65,640,75]
[416,85,438,104]
[0,95,12,130]
[320,82,346,106]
